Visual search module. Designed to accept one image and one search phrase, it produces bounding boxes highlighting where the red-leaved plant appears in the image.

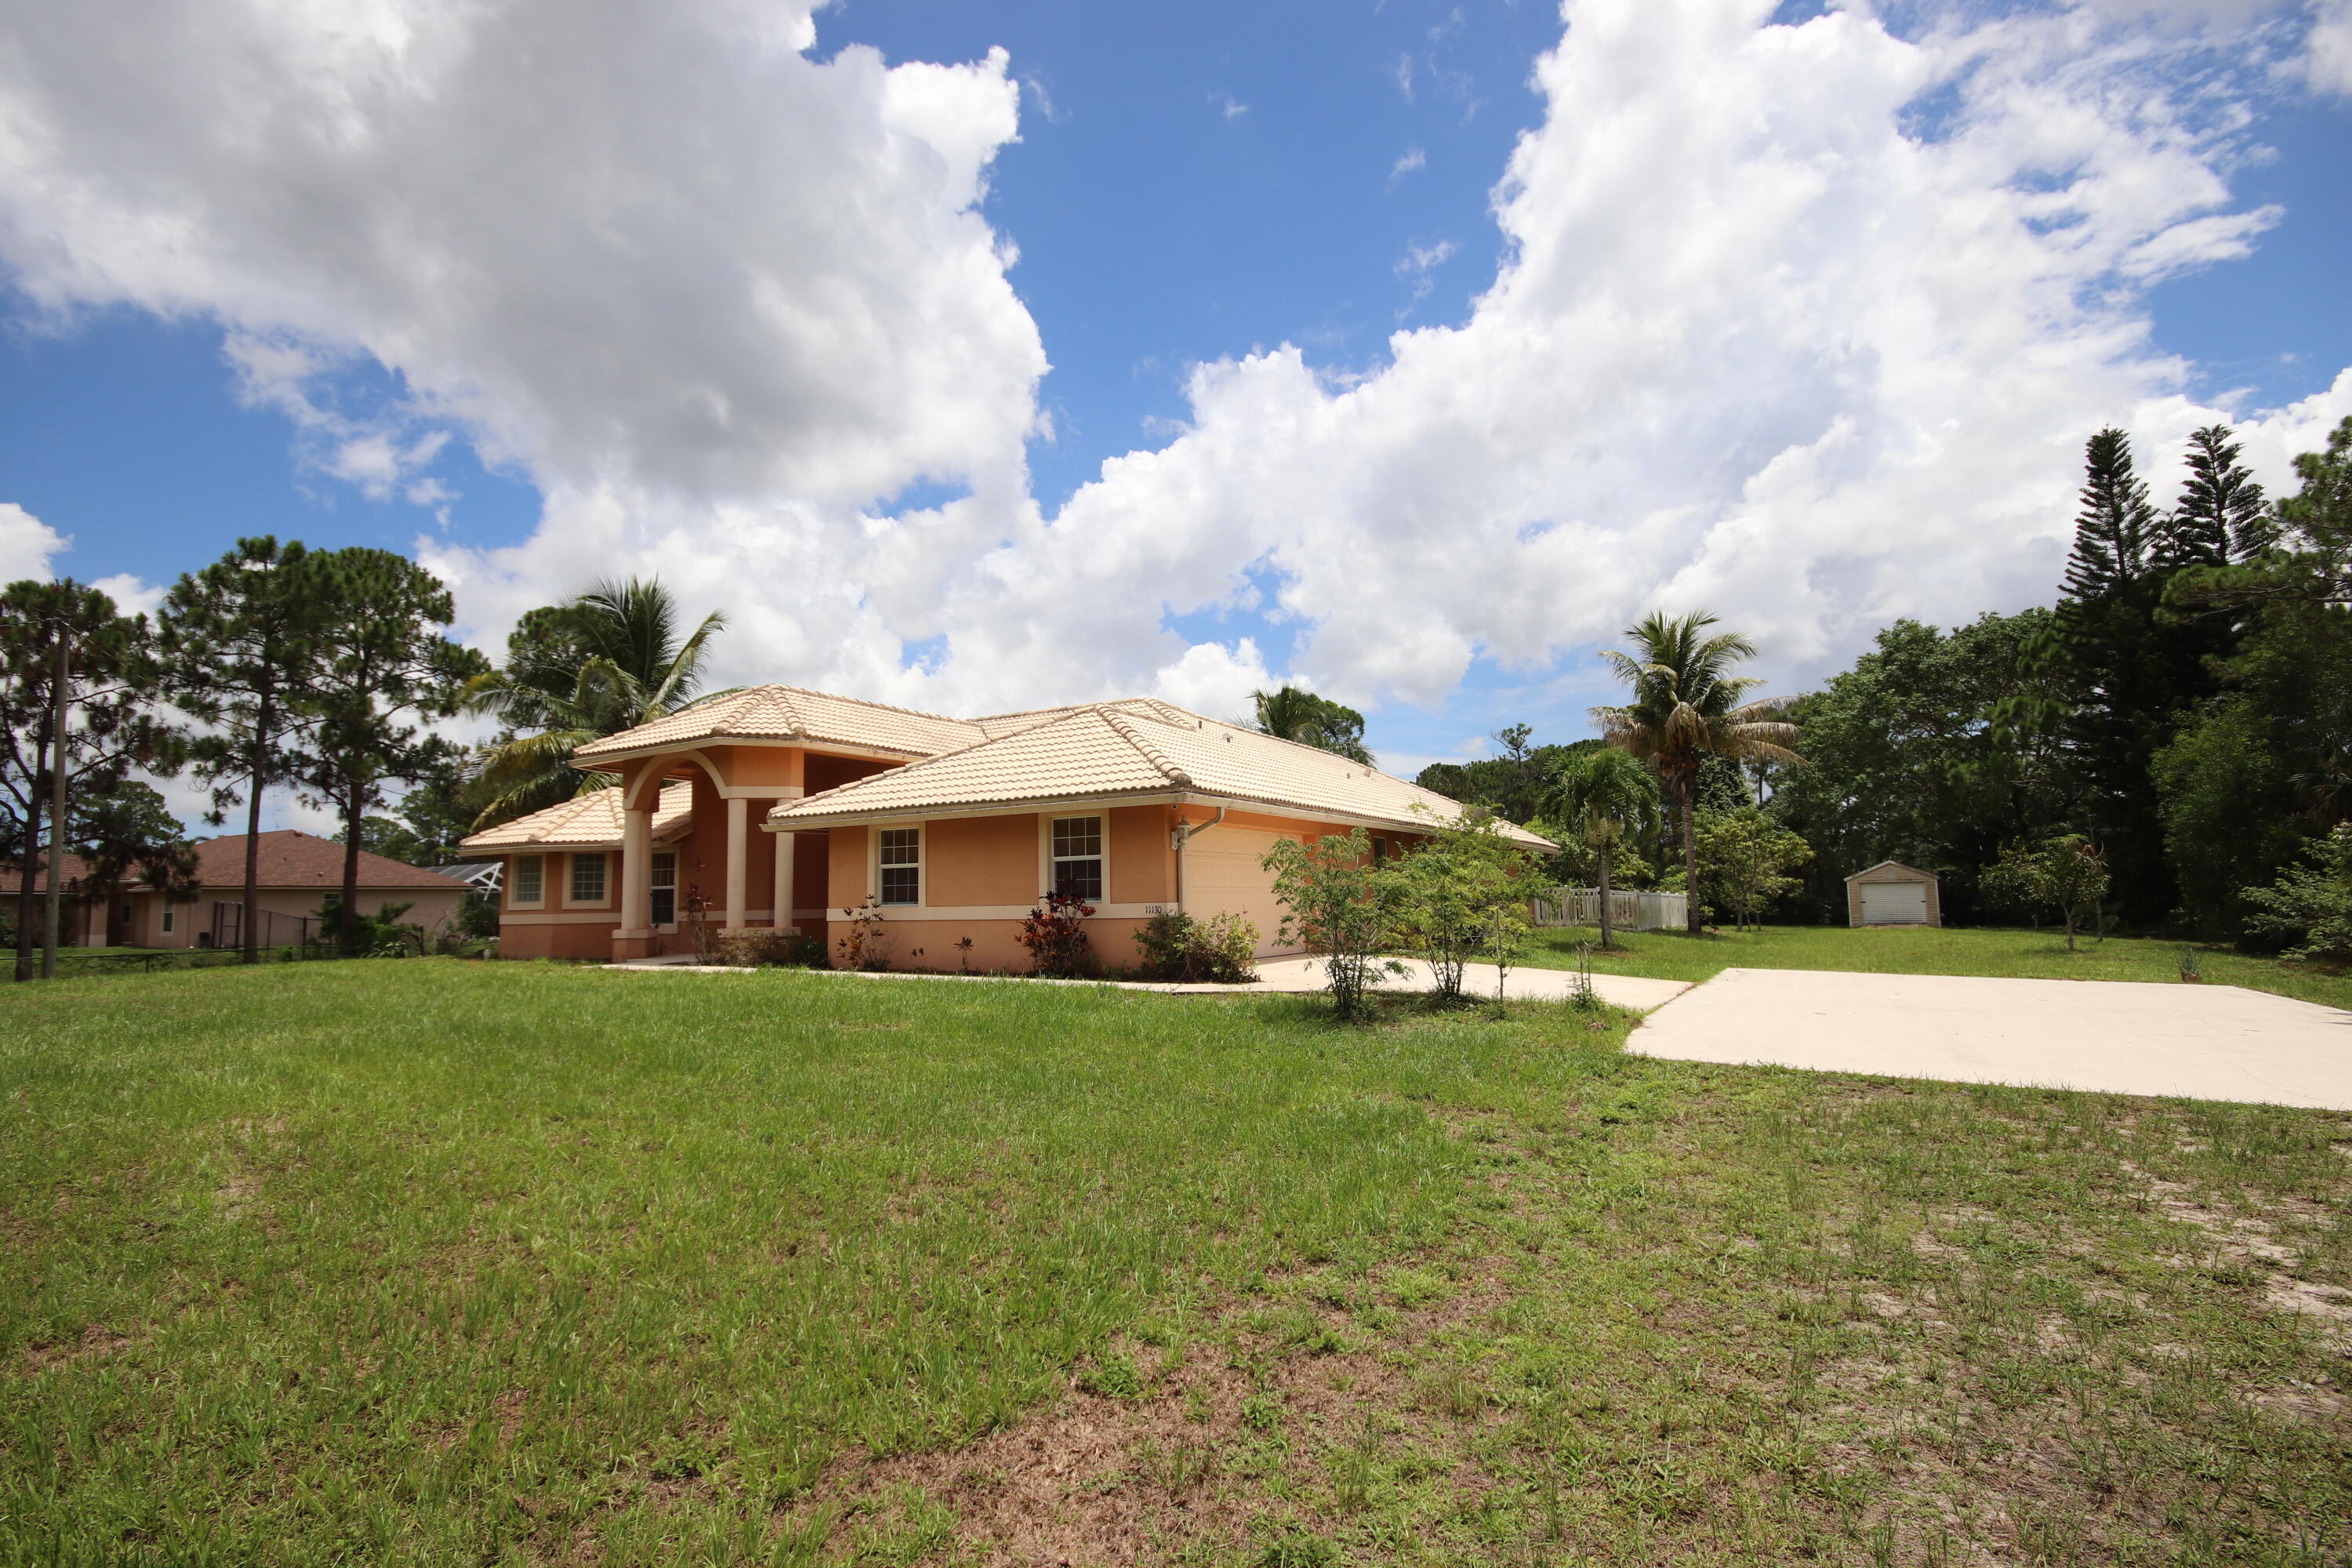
[1018,891,1094,978]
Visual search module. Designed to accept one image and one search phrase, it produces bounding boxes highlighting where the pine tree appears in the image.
[2169,424,2268,565]
[2058,430,2175,924]
[300,550,486,955]
[158,539,328,963]
[2061,429,2157,601]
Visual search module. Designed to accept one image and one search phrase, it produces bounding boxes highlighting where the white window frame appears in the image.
[1050,815,1105,902]
[510,855,545,908]
[649,851,677,928]
[162,902,175,934]
[568,851,608,906]
[877,826,922,906]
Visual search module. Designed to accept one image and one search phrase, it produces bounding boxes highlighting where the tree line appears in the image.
[2,542,730,975]
[1405,416,2352,960]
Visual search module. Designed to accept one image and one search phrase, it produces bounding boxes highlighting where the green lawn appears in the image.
[1519,921,2352,1009]
[5,962,2348,1564]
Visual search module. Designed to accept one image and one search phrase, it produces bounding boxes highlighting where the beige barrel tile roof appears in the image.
[460,781,695,851]
[572,686,985,764]
[768,702,1551,846]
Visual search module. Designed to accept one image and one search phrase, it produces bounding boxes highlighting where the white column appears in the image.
[724,795,749,931]
[620,805,652,935]
[772,826,797,933]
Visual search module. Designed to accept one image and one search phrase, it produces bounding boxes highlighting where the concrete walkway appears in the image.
[602,953,1688,1011]
[1632,967,2352,1110]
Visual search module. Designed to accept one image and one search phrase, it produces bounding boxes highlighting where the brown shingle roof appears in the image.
[2,833,469,895]
[767,702,1553,846]
[458,781,695,851]
[193,832,471,890]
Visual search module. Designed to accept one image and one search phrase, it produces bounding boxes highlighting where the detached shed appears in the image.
[1845,860,1941,927]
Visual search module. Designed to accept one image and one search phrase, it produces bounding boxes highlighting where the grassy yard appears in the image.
[1520,922,2352,1010]
[4,961,2349,1564]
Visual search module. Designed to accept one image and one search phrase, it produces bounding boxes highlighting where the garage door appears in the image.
[1860,882,1928,925]
[1184,826,1301,956]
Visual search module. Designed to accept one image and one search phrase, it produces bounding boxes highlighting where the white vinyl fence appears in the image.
[1530,887,1689,932]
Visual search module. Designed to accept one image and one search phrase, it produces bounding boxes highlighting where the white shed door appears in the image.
[1860,882,1927,925]
[1185,826,1298,956]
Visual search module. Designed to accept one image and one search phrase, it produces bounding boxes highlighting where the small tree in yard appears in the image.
[1693,807,1812,930]
[1383,814,1542,1005]
[1261,829,1402,1022]
[1547,748,1658,949]
[1983,834,2111,951]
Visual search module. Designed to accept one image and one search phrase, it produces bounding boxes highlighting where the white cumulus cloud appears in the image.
[0,504,67,585]
[0,0,2347,734]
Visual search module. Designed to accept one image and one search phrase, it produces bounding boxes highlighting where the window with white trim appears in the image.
[878,827,920,906]
[1051,815,1104,902]
[650,851,677,927]
[511,855,543,906]
[162,902,175,934]
[570,852,607,904]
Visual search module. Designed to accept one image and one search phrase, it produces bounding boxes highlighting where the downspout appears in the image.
[1170,805,1226,917]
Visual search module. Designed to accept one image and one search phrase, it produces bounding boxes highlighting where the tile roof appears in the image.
[572,686,985,764]
[767,702,1553,846]
[459,781,695,851]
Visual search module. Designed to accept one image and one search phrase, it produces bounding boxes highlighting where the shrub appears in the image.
[2243,822,2352,962]
[1018,891,1095,978]
[1134,907,1258,982]
[714,927,828,967]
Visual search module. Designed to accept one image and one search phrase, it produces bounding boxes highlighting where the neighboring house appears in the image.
[3,831,470,949]
[459,685,1550,969]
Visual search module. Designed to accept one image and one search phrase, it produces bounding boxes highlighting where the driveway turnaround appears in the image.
[1632,967,2352,1110]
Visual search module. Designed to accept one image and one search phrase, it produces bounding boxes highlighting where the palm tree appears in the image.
[1251,685,1374,765]
[1591,611,1799,933]
[465,579,729,829]
[1548,747,1657,949]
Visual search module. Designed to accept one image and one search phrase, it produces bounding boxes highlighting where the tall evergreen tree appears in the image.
[2060,429,2157,600]
[159,538,328,963]
[2058,427,2274,927]
[2056,430,2188,925]
[2170,424,2269,564]
[301,550,486,955]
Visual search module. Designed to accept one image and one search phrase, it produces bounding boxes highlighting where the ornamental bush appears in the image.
[1134,907,1258,982]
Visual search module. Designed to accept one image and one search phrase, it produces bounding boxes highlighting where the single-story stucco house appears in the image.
[5,830,471,949]
[459,686,1550,970]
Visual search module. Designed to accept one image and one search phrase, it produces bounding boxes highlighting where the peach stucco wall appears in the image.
[926,815,1036,906]
[1108,805,1173,905]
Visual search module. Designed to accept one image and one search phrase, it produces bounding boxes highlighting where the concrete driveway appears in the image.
[1216,956,1690,1011]
[1632,967,2352,1110]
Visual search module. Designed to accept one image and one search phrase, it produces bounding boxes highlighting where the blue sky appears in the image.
[3,0,2350,794]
